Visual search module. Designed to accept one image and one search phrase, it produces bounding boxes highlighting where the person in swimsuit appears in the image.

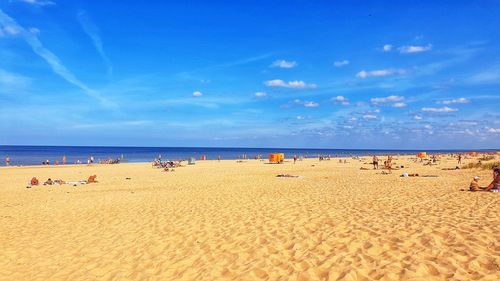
[372,155,379,169]
[484,167,500,191]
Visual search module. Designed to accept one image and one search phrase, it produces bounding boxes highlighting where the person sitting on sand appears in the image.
[31,177,39,186]
[86,175,98,183]
[43,178,53,185]
[401,173,419,177]
[484,167,500,192]
[469,176,484,192]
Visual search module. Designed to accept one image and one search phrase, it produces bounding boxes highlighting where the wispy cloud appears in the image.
[334,60,349,67]
[270,59,297,68]
[487,128,500,133]
[304,101,319,107]
[371,95,405,104]
[422,106,458,113]
[255,92,267,97]
[383,44,392,52]
[356,69,406,79]
[399,44,432,54]
[0,69,31,93]
[467,67,500,85]
[0,9,111,106]
[14,0,55,7]
[393,102,407,108]
[77,10,112,78]
[437,97,469,104]
[264,79,317,89]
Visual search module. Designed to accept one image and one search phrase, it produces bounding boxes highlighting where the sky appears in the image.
[0,0,499,149]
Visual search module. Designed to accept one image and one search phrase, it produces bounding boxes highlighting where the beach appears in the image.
[0,155,498,280]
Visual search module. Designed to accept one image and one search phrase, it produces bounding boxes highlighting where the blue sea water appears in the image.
[0,145,494,166]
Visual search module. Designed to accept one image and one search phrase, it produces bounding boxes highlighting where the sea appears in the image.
[0,145,495,166]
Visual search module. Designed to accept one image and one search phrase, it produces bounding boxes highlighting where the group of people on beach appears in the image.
[27,175,98,188]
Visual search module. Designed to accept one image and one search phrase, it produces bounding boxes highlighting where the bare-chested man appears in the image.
[372,155,379,169]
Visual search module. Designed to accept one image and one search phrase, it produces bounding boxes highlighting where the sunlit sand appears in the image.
[0,156,498,280]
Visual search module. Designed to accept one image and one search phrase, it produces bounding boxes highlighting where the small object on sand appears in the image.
[278,173,303,178]
[126,177,131,180]
[276,174,300,178]
[360,167,370,170]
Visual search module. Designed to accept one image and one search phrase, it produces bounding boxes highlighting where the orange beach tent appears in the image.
[269,153,284,164]
[417,152,427,158]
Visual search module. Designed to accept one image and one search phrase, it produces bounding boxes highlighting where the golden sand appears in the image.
[0,156,499,280]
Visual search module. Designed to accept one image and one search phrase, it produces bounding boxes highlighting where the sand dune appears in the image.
[0,156,498,280]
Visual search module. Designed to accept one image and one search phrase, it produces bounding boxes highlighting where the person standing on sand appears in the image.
[5,155,11,166]
[217,155,221,162]
[458,154,462,164]
[372,155,379,169]
[63,155,67,165]
[294,155,297,164]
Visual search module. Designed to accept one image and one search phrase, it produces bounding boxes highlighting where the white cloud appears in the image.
[192,91,203,97]
[254,92,267,97]
[363,114,377,120]
[304,101,319,108]
[334,60,349,67]
[414,115,422,120]
[383,44,392,52]
[332,95,349,105]
[487,128,500,133]
[270,60,297,69]
[399,44,432,54]
[296,115,305,120]
[438,98,470,104]
[371,95,405,104]
[264,79,317,89]
[15,0,55,6]
[393,102,407,108]
[424,124,433,129]
[356,69,406,79]
[422,106,458,113]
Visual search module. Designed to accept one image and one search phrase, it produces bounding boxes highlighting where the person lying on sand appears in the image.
[401,173,419,177]
[43,178,54,185]
[276,174,300,178]
[442,166,460,170]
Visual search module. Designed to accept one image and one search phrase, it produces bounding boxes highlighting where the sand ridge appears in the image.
[0,156,499,280]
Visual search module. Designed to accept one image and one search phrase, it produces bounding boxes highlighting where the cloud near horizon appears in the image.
[264,79,317,89]
[422,106,458,113]
[356,69,406,79]
[437,97,470,104]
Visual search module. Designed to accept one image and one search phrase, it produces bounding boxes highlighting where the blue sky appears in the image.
[0,0,499,149]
